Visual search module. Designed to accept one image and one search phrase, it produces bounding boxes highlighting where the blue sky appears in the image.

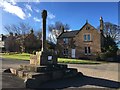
[0,1,118,34]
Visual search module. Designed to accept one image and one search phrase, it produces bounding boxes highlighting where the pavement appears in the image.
[1,58,120,89]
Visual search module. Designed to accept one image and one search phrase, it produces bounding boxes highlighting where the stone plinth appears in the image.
[30,55,37,65]
[39,51,57,65]
[10,64,79,88]
[30,51,57,66]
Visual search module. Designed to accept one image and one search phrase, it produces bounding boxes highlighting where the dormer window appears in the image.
[63,38,68,44]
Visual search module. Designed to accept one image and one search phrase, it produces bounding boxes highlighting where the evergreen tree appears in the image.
[103,35,118,57]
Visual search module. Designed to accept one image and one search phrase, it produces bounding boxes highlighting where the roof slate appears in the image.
[58,30,79,38]
[57,22,98,39]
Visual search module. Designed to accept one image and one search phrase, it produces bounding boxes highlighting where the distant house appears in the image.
[57,17,105,59]
[0,30,41,53]
[0,34,7,52]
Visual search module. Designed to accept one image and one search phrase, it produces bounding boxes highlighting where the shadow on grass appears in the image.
[39,72,120,89]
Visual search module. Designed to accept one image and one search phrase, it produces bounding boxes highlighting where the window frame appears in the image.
[63,38,68,44]
[83,34,91,41]
[84,46,91,55]
[63,49,68,55]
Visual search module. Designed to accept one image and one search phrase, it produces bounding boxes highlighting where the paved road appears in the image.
[68,63,120,82]
[1,58,120,89]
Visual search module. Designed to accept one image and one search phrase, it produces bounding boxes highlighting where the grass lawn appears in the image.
[0,53,30,60]
[58,58,102,64]
[0,53,102,64]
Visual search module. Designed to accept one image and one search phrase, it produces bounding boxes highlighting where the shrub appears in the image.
[32,50,36,55]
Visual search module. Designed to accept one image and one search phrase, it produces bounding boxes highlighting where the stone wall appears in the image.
[57,38,75,58]
[74,23,101,59]
[57,23,104,59]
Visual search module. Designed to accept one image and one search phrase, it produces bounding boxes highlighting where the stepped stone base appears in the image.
[10,64,78,88]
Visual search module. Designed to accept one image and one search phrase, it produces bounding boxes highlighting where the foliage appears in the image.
[24,29,41,53]
[5,33,21,52]
[101,35,118,59]
[4,22,32,52]
[98,22,120,45]
[4,28,42,53]
[4,22,31,35]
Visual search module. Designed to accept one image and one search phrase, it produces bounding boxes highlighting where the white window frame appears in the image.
[63,38,68,44]
[84,46,91,55]
[83,34,91,41]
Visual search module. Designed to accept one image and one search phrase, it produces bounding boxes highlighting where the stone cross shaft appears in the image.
[41,10,47,52]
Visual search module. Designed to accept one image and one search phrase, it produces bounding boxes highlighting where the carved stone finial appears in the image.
[100,16,104,33]
[42,10,47,19]
[100,16,103,20]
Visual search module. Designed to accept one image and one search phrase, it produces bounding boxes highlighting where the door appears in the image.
[71,49,75,58]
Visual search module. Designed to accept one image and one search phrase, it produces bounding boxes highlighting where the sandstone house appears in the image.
[57,17,105,59]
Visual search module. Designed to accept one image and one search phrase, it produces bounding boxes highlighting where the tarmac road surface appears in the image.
[1,58,120,89]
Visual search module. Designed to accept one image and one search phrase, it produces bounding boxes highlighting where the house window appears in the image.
[84,47,91,55]
[86,26,90,30]
[63,49,68,55]
[84,35,87,41]
[85,47,87,54]
[88,47,91,54]
[84,34,91,41]
[63,38,68,44]
[88,34,90,41]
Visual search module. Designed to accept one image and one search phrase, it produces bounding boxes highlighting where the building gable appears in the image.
[77,22,99,34]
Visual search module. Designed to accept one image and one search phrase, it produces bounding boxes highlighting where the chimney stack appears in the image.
[61,26,64,33]
[100,16,104,34]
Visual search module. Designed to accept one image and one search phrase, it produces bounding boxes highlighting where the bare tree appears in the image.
[104,22,120,41]
[48,21,70,43]
[98,22,120,45]
[34,29,42,40]
[4,22,32,52]
[4,22,31,35]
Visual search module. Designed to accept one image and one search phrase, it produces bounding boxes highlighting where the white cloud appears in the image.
[25,4,32,12]
[0,0,26,20]
[9,0,16,5]
[35,9,39,13]
[34,0,41,3]
[33,17,41,22]
[48,12,55,19]
[28,13,31,18]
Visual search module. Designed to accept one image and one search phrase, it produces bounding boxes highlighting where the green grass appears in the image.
[0,53,30,60]
[58,58,101,64]
[1,53,102,64]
